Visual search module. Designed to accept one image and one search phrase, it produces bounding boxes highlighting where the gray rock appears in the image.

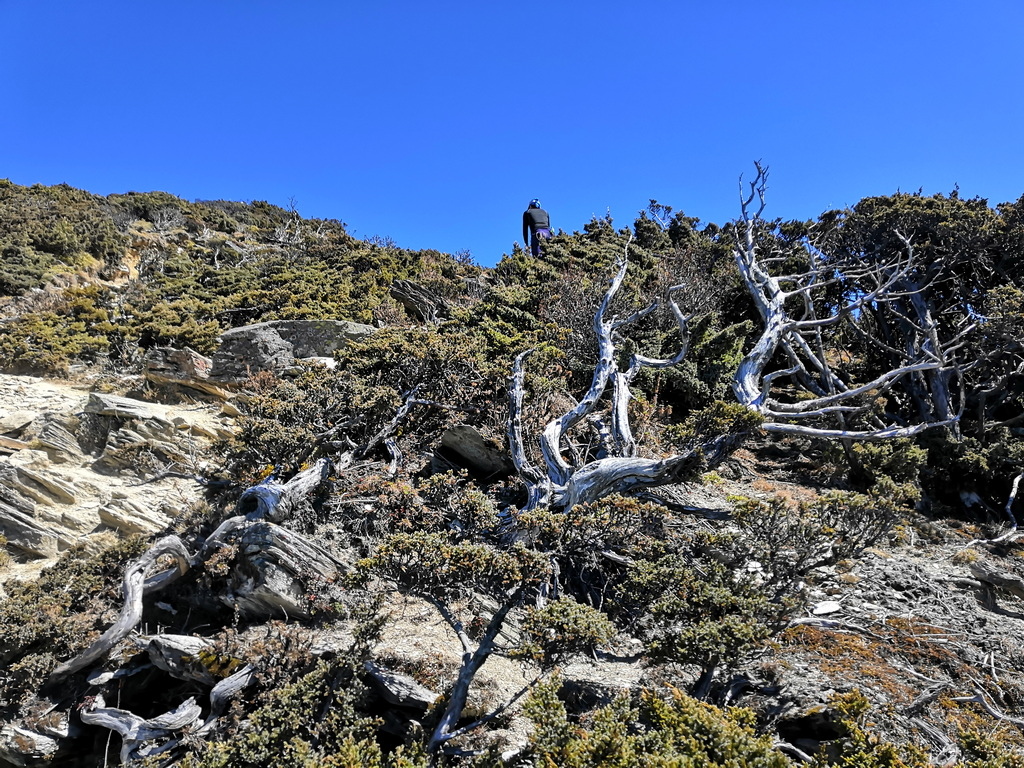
[94,425,191,473]
[85,393,159,421]
[0,477,35,515]
[144,347,232,400]
[0,435,32,452]
[98,497,170,534]
[0,464,77,506]
[210,320,375,382]
[364,660,439,709]
[434,425,513,480]
[0,501,59,557]
[0,409,38,435]
[31,418,84,464]
[811,600,843,615]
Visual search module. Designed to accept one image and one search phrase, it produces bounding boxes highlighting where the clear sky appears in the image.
[2,1,1023,266]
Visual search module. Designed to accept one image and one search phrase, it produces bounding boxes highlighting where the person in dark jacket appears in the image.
[523,199,551,256]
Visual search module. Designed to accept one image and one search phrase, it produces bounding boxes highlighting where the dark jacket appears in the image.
[523,207,550,243]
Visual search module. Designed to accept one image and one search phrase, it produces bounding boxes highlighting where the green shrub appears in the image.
[611,554,773,680]
[366,532,547,602]
[732,488,902,599]
[175,659,429,768]
[513,598,616,666]
[520,676,790,767]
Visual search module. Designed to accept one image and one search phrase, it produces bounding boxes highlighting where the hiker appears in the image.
[522,199,551,256]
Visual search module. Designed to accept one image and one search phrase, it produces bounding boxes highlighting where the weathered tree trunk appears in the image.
[236,457,330,522]
[47,536,192,683]
[507,242,704,513]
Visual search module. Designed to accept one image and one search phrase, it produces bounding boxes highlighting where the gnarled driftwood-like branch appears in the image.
[507,240,725,513]
[81,694,202,763]
[47,536,191,683]
[731,162,965,440]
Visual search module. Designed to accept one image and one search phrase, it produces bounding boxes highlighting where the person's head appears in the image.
[529,199,541,209]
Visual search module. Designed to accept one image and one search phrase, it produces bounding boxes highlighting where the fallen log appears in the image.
[205,664,257,723]
[969,560,1024,601]
[49,460,342,679]
[145,634,220,686]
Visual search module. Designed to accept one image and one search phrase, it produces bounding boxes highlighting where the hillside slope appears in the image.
[1,179,1023,767]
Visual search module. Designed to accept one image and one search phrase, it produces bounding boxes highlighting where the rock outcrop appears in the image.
[433,424,514,480]
[144,346,232,399]
[0,375,232,584]
[209,319,376,382]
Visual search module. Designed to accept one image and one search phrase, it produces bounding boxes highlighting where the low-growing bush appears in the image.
[513,598,616,666]
[520,676,790,768]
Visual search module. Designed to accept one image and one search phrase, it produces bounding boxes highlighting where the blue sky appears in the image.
[2,1,1023,266]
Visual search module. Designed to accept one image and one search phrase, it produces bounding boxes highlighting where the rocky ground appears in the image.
[1,372,1023,765]
[0,373,234,593]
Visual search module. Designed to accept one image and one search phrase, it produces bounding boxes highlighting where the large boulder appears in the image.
[433,425,514,480]
[210,320,375,382]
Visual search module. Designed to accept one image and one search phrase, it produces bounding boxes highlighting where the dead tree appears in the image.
[730,163,969,440]
[508,242,744,513]
[508,164,974,514]
[14,462,339,764]
[47,459,338,685]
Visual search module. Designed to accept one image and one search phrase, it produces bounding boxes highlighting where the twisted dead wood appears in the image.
[47,536,191,683]
[80,694,202,763]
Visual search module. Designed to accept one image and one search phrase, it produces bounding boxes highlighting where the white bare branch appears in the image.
[730,163,964,439]
[508,239,709,512]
